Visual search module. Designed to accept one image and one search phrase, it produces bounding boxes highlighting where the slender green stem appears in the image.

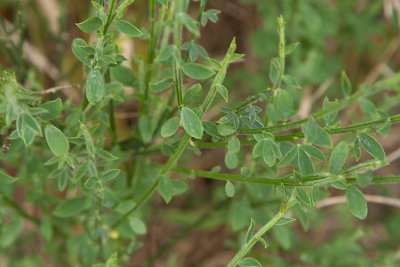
[0,190,40,225]
[241,73,400,135]
[141,0,156,114]
[196,114,400,148]
[202,38,237,113]
[102,0,117,36]
[275,16,286,89]
[173,56,183,109]
[227,190,297,267]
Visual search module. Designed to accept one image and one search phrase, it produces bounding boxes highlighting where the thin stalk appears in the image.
[0,190,40,225]
[275,16,286,89]
[196,114,400,148]
[241,73,400,135]
[105,69,117,145]
[227,190,297,267]
[141,0,156,114]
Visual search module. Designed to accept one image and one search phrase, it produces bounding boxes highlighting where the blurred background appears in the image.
[1,0,400,266]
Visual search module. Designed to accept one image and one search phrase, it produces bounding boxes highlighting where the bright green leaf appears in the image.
[159,176,174,203]
[115,20,142,37]
[86,69,104,105]
[298,147,315,175]
[53,197,88,218]
[76,17,102,33]
[101,169,121,182]
[225,181,235,197]
[359,134,385,161]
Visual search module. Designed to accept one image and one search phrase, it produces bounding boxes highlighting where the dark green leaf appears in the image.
[346,186,368,220]
[329,141,349,174]
[181,107,203,139]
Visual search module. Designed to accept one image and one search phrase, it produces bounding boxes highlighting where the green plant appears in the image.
[1,0,400,266]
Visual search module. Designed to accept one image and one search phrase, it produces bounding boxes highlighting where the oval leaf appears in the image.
[86,69,104,105]
[76,17,102,33]
[53,197,88,218]
[359,134,385,161]
[161,117,180,138]
[45,125,69,157]
[225,181,235,197]
[182,63,215,80]
[329,141,349,174]
[115,20,142,37]
[346,186,368,220]
[181,107,203,139]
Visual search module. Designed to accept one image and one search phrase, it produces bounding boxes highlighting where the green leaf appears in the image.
[39,98,62,121]
[346,186,368,220]
[356,169,373,187]
[278,146,298,167]
[297,188,312,206]
[341,70,352,97]
[150,78,173,93]
[72,38,92,65]
[241,167,251,177]
[138,115,153,143]
[181,107,203,139]
[228,135,240,153]
[53,197,88,218]
[101,169,121,182]
[129,217,147,235]
[76,17,102,33]
[298,147,315,175]
[216,84,228,102]
[179,13,199,35]
[86,69,104,105]
[225,181,235,197]
[323,97,338,125]
[45,125,69,157]
[245,218,255,243]
[285,42,299,55]
[262,140,276,167]
[161,117,180,138]
[182,63,215,80]
[159,176,174,203]
[276,217,296,225]
[359,134,385,161]
[304,118,332,147]
[239,257,262,267]
[21,113,41,134]
[282,75,301,88]
[276,90,293,121]
[269,57,280,87]
[329,141,349,174]
[115,20,142,37]
[183,83,202,105]
[171,180,188,196]
[217,124,235,136]
[158,45,176,61]
[354,138,361,161]
[73,161,90,182]
[301,144,326,161]
[225,151,238,169]
[0,216,23,248]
